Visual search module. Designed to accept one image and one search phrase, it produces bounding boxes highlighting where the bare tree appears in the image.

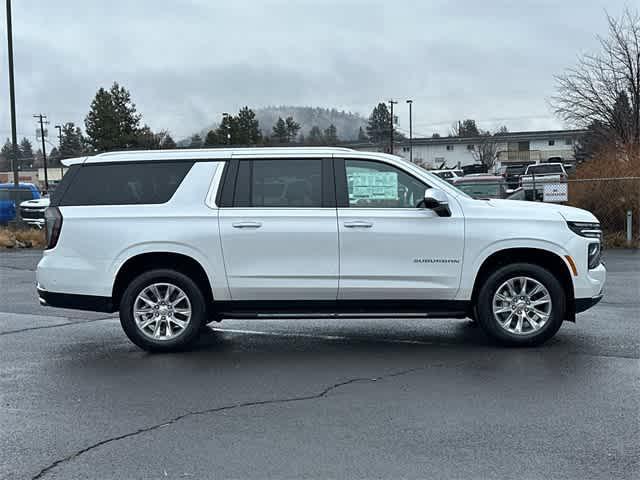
[471,134,499,172]
[552,9,640,145]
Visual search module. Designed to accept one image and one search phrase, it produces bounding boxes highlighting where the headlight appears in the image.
[567,221,602,239]
[588,242,601,269]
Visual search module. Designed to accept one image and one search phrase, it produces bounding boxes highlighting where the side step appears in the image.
[218,311,468,320]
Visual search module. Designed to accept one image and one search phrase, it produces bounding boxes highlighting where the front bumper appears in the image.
[575,290,604,313]
[22,218,44,228]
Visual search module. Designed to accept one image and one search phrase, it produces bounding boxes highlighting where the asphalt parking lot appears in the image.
[1,249,638,480]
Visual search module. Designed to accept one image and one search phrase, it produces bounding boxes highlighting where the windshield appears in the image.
[528,164,563,174]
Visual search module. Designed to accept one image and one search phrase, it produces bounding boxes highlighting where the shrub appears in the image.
[568,143,640,245]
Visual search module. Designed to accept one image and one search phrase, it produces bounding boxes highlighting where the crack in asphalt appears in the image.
[0,315,115,336]
[30,365,430,479]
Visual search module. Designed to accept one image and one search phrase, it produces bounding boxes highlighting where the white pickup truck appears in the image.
[520,163,568,199]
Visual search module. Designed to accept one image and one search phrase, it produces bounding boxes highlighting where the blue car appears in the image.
[0,183,41,225]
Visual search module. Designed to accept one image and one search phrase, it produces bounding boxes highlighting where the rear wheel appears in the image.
[119,269,206,352]
[476,263,565,346]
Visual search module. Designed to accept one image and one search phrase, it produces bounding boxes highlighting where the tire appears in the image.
[119,269,207,352]
[476,263,566,346]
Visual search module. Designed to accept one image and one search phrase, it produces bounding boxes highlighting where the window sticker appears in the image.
[348,170,399,201]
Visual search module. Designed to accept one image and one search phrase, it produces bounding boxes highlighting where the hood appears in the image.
[486,198,599,223]
[20,197,50,208]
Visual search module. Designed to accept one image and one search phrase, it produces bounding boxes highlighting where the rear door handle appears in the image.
[232,221,262,228]
[344,221,373,228]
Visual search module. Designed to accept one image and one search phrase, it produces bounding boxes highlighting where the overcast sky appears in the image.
[0,0,632,144]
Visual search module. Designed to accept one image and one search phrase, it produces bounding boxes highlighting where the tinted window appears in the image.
[235,159,322,207]
[345,160,427,208]
[59,162,193,206]
[528,164,563,175]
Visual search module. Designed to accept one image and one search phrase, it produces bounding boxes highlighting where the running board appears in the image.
[214,300,470,320]
[218,312,468,320]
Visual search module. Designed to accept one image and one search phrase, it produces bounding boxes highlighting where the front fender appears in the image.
[456,237,574,301]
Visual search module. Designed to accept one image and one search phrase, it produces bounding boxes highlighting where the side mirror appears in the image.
[422,188,451,217]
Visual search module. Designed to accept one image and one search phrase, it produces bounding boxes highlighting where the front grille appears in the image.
[20,208,45,220]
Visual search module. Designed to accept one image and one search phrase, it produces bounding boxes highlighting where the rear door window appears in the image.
[233,159,324,207]
[58,162,194,206]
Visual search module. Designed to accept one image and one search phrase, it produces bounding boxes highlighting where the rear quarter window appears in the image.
[58,161,194,206]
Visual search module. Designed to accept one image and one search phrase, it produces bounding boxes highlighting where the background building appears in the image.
[348,129,586,172]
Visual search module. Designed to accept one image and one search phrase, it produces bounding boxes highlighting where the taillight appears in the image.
[44,207,63,249]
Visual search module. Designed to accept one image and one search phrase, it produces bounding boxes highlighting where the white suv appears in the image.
[37,148,605,351]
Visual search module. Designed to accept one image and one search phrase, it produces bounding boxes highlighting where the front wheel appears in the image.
[119,269,207,352]
[476,263,566,346]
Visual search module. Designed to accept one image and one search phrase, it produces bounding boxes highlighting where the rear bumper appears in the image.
[37,286,115,313]
[575,291,604,313]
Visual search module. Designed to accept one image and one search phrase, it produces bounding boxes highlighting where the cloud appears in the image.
[0,0,631,143]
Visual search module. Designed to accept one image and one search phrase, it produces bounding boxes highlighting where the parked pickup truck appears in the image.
[37,148,605,352]
[520,163,568,199]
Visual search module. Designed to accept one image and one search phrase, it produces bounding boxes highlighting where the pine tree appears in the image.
[324,124,338,145]
[0,139,16,171]
[204,130,219,147]
[189,134,203,148]
[162,133,177,149]
[272,117,289,144]
[366,103,393,144]
[59,123,85,159]
[19,138,34,168]
[85,82,142,151]
[451,119,480,137]
[233,107,262,145]
[215,115,237,145]
[308,126,324,145]
[285,116,301,143]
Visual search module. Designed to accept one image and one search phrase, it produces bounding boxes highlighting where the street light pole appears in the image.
[389,100,397,155]
[222,113,231,145]
[5,0,20,189]
[406,99,413,163]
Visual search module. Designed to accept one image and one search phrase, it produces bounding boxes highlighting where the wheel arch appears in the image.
[470,247,575,321]
[112,252,214,311]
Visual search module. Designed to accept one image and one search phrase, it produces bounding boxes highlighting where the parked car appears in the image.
[503,164,533,189]
[520,162,568,199]
[19,197,50,228]
[461,164,488,176]
[37,148,605,352]
[452,175,509,199]
[0,183,41,225]
[431,169,464,182]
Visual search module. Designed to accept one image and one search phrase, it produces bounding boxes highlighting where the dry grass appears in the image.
[0,227,46,248]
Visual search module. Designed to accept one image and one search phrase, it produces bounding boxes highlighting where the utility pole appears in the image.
[34,114,49,191]
[6,0,19,189]
[406,99,413,163]
[389,100,397,155]
[55,124,64,177]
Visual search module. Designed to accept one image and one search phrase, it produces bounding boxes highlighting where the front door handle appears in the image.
[232,221,262,228]
[344,221,373,228]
